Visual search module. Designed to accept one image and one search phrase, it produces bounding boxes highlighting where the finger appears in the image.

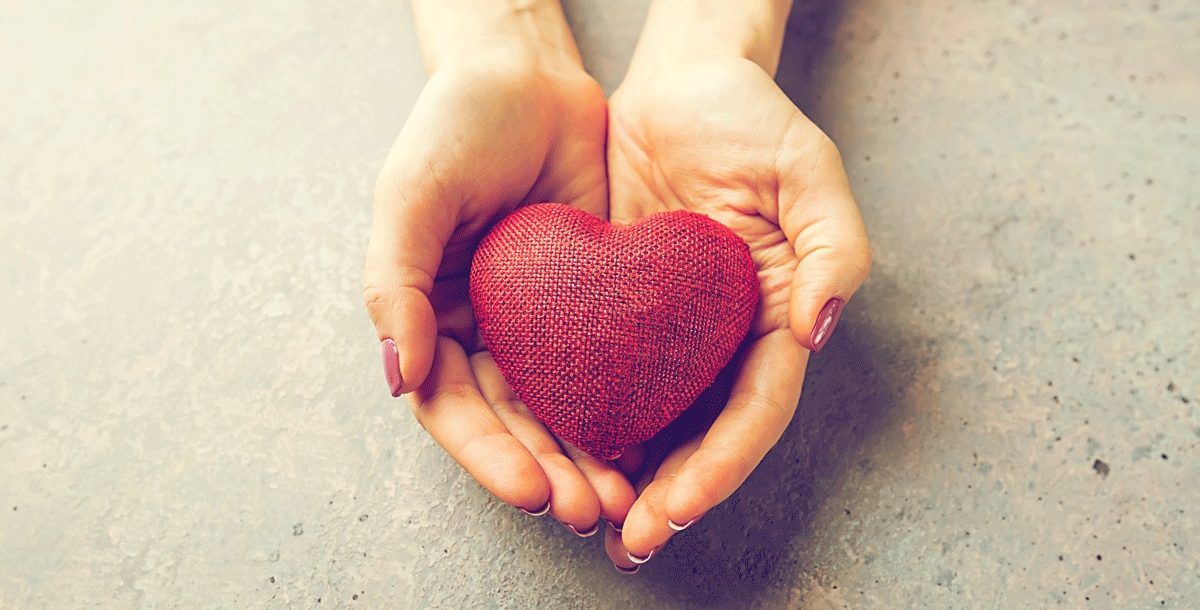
[471,352,601,534]
[604,450,661,569]
[616,436,702,562]
[614,444,645,477]
[661,330,807,529]
[558,440,637,530]
[776,125,872,351]
[605,522,640,574]
[410,337,549,512]
[364,140,459,395]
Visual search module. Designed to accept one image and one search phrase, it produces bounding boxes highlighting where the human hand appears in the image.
[601,0,872,570]
[364,0,635,537]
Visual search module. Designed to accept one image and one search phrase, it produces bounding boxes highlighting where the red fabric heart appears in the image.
[469,203,759,459]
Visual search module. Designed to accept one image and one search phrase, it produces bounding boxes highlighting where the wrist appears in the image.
[625,0,792,79]
[412,0,583,76]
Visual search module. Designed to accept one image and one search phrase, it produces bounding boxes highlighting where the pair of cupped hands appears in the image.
[363,8,870,572]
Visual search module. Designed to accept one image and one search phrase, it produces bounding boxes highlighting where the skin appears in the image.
[364,0,635,535]
[363,0,871,570]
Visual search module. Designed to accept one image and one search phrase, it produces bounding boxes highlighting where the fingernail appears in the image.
[667,516,700,531]
[381,338,402,397]
[627,547,659,564]
[605,520,623,533]
[566,522,599,538]
[518,498,551,516]
[615,564,639,575]
[810,297,844,352]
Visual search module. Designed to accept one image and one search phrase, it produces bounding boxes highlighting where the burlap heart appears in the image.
[469,203,758,459]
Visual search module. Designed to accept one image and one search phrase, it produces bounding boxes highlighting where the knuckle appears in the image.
[490,398,525,418]
[848,242,874,283]
[361,282,392,320]
[425,382,476,406]
[592,470,632,499]
[407,382,479,430]
[738,392,796,424]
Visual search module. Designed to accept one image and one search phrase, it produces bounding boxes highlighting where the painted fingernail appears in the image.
[627,547,659,564]
[566,522,599,538]
[810,297,844,352]
[615,564,639,575]
[605,520,623,533]
[381,338,402,397]
[667,516,700,531]
[518,498,551,516]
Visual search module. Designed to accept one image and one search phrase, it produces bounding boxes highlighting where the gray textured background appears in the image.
[2,1,1198,608]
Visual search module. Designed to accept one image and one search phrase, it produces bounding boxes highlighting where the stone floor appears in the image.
[1,1,1197,608]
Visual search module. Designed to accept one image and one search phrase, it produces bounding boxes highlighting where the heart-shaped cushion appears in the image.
[469,203,759,459]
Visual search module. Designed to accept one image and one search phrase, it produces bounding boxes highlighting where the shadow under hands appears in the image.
[631,2,907,606]
[642,315,904,607]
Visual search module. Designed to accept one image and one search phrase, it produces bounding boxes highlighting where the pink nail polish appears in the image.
[667,515,700,531]
[810,298,844,352]
[381,338,402,397]
[519,498,551,516]
[566,522,599,537]
[627,546,659,564]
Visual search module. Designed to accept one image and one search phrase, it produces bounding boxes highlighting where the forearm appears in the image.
[626,0,792,78]
[411,0,582,73]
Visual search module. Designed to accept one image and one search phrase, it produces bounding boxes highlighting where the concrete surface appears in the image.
[2,1,1197,608]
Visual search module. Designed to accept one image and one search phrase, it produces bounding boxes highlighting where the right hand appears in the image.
[363,55,637,536]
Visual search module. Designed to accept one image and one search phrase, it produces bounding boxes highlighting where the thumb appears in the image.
[363,166,456,396]
[778,133,872,352]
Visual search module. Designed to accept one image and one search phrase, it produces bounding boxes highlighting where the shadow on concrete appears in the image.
[629,3,905,606]
[774,0,847,118]
[641,319,903,607]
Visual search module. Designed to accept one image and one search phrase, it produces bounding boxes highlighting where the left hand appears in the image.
[602,56,872,569]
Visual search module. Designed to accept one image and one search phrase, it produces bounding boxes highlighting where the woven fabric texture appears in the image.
[469,203,759,459]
